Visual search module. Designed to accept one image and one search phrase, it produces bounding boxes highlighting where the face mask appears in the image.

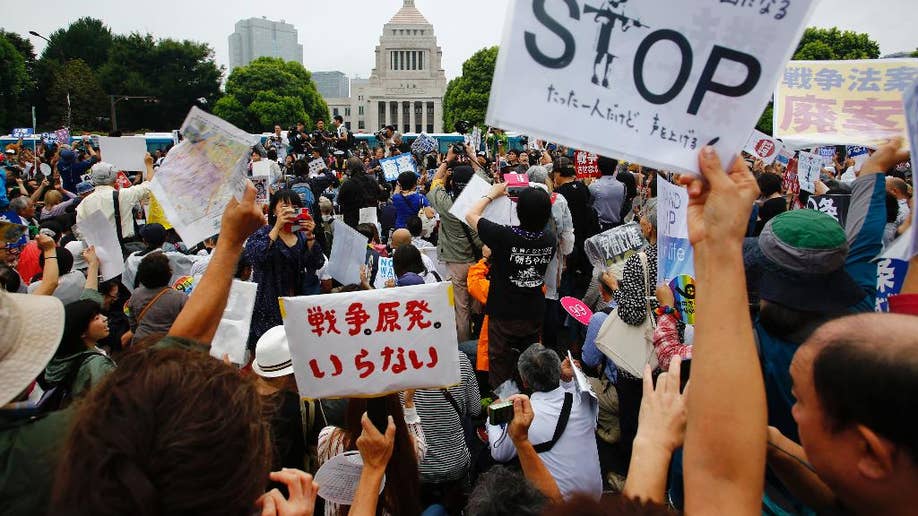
[323,214,334,222]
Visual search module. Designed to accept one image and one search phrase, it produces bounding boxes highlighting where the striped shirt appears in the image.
[413,352,481,483]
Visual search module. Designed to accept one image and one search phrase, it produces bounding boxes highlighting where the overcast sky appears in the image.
[3,0,915,82]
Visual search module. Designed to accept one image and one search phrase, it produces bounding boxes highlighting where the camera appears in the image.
[504,173,530,199]
[454,120,471,135]
[452,142,466,156]
[488,400,514,426]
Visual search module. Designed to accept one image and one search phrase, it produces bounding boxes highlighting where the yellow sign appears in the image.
[774,59,918,147]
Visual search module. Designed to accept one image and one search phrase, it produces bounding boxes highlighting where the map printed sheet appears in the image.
[150,107,259,246]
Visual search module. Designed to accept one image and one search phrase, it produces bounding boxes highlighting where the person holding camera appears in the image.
[287,121,309,158]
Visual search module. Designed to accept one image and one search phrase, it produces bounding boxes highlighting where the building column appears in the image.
[433,99,442,133]
[394,101,401,132]
[408,101,415,133]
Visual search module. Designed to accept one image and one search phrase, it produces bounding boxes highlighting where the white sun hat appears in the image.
[252,325,294,378]
[0,291,65,406]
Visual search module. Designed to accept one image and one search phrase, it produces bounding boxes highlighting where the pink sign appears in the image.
[561,296,593,326]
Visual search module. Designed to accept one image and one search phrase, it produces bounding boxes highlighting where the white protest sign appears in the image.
[150,107,259,247]
[328,219,369,286]
[209,279,258,365]
[657,178,693,284]
[743,129,781,165]
[374,257,396,289]
[308,158,327,177]
[487,0,816,175]
[448,174,520,227]
[904,78,918,259]
[252,160,272,177]
[380,154,418,182]
[359,207,379,226]
[280,282,460,399]
[76,210,124,281]
[796,151,822,193]
[98,136,147,172]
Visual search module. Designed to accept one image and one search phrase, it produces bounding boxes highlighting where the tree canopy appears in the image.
[443,46,498,131]
[0,34,30,131]
[214,57,328,133]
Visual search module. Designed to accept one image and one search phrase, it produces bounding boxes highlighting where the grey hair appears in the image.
[526,165,549,185]
[641,197,658,231]
[9,196,30,213]
[517,343,561,392]
[465,466,547,516]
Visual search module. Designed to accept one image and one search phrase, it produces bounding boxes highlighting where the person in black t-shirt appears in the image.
[466,183,555,393]
[552,157,597,299]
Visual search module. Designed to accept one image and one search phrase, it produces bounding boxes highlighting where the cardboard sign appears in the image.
[796,150,822,193]
[805,194,850,227]
[905,77,918,259]
[280,282,460,399]
[11,128,33,138]
[668,274,696,325]
[308,158,327,177]
[584,222,645,273]
[380,154,418,182]
[487,0,816,175]
[743,129,781,165]
[99,136,147,172]
[774,59,918,147]
[561,296,593,326]
[574,150,600,178]
[657,178,694,284]
[328,219,370,286]
[410,133,439,155]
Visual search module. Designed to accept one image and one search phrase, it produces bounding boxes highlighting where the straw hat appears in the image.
[0,291,65,406]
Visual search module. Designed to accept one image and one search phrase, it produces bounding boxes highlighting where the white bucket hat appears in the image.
[252,325,294,378]
[0,291,65,405]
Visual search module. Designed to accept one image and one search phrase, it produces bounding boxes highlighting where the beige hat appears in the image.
[0,291,65,406]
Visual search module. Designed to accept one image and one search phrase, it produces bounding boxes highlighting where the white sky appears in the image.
[2,0,916,81]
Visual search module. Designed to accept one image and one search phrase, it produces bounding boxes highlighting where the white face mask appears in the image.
[322,214,334,222]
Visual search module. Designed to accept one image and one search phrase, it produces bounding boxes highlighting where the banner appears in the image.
[875,258,909,312]
[380,154,418,181]
[743,129,781,165]
[411,133,438,155]
[796,151,822,193]
[583,222,645,273]
[280,282,460,399]
[487,0,816,175]
[574,150,600,178]
[657,179,693,284]
[805,194,850,227]
[774,59,918,147]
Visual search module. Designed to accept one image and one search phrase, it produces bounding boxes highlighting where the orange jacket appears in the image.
[467,259,490,372]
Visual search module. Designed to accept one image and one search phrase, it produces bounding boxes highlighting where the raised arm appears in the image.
[168,182,264,343]
[82,246,100,292]
[680,148,765,515]
[508,394,563,503]
[32,234,59,296]
[466,182,507,231]
[349,413,395,516]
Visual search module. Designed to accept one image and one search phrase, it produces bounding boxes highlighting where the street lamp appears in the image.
[29,30,71,129]
[109,95,159,132]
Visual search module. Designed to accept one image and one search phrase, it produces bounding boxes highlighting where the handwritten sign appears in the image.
[410,133,439,155]
[796,150,822,193]
[280,282,460,399]
[805,194,850,227]
[584,222,645,273]
[487,0,816,175]
[657,179,694,284]
[743,129,781,165]
[774,59,918,147]
[380,154,418,182]
[574,150,600,178]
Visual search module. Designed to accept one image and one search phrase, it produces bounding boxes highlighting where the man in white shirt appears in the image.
[886,176,911,229]
[486,344,602,501]
[75,155,155,241]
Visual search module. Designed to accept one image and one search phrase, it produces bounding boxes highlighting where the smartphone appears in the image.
[284,208,312,233]
[367,397,389,434]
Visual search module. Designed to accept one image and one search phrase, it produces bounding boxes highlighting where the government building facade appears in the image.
[324,0,447,134]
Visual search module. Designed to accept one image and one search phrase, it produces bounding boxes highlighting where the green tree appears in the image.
[793,27,880,60]
[42,17,113,69]
[97,33,223,131]
[443,46,498,131]
[215,57,328,132]
[0,34,29,131]
[46,59,107,131]
[755,104,773,135]
[912,48,918,58]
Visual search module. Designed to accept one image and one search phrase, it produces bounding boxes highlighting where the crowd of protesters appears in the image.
[0,109,916,516]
